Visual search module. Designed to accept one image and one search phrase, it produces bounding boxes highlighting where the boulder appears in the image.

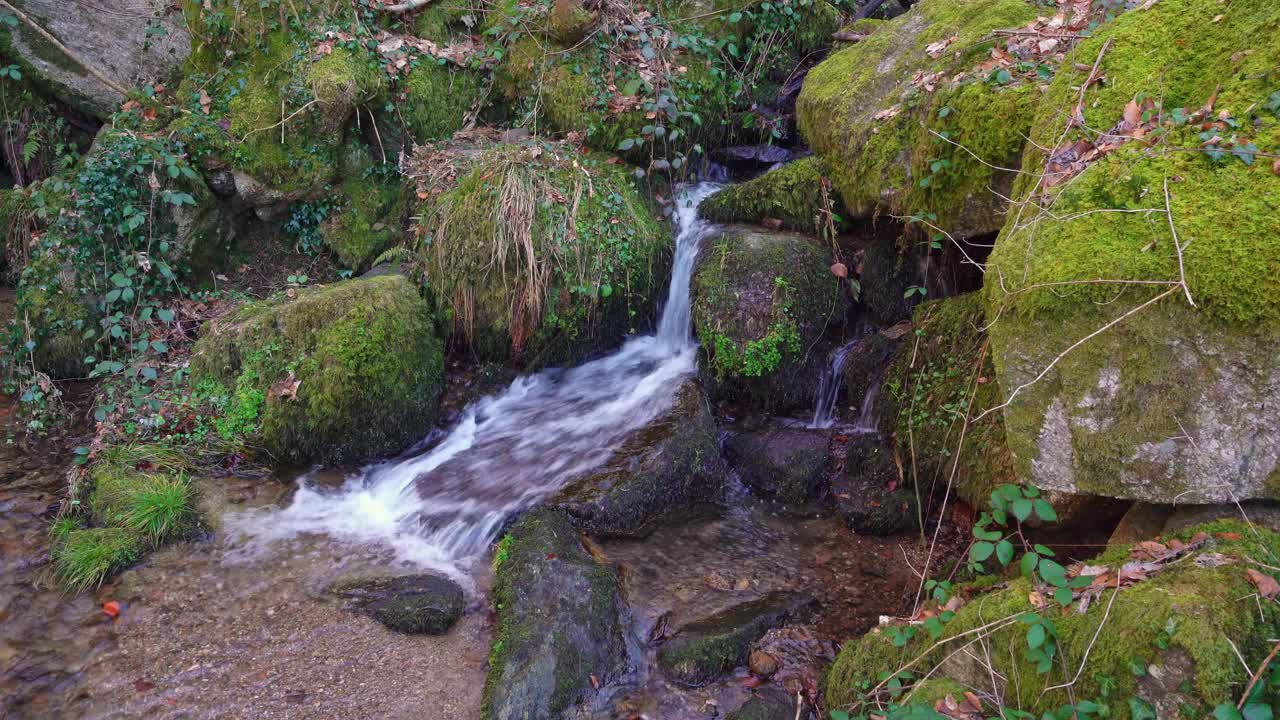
[724,425,828,504]
[832,435,917,536]
[725,685,796,720]
[1,0,189,116]
[190,275,445,465]
[692,227,847,412]
[333,574,465,635]
[417,140,670,367]
[553,380,727,537]
[840,328,903,418]
[825,520,1280,716]
[796,0,1039,238]
[699,157,848,235]
[710,145,806,177]
[983,0,1280,505]
[858,233,919,327]
[321,140,408,272]
[483,510,627,720]
[658,592,816,687]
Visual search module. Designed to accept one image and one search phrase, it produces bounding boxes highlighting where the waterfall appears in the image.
[232,184,722,572]
[809,339,860,429]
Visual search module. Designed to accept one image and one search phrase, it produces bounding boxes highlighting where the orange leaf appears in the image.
[1123,99,1142,125]
[103,600,121,619]
[1248,569,1280,599]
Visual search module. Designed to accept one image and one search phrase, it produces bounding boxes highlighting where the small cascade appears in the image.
[851,382,880,434]
[232,183,723,574]
[809,338,861,429]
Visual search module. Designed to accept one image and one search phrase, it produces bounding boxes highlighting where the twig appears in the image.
[1238,640,1280,709]
[993,28,1088,39]
[378,0,437,13]
[1227,638,1253,677]
[239,98,320,144]
[1163,177,1196,308]
[0,0,132,98]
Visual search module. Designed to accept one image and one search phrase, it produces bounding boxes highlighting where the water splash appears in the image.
[230,184,722,574]
[809,339,861,429]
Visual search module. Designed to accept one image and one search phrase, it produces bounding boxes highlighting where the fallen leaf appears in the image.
[133,678,156,693]
[103,601,121,619]
[1248,569,1280,599]
[831,262,848,278]
[1123,99,1142,125]
[1272,158,1280,176]
[1216,532,1243,541]
[198,89,212,115]
[590,674,600,690]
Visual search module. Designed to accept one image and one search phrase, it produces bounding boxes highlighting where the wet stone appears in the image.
[831,435,917,536]
[657,592,817,687]
[724,426,829,504]
[333,574,465,635]
[725,685,796,720]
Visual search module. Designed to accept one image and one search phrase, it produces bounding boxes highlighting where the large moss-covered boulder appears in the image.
[190,275,445,465]
[418,140,669,366]
[553,379,726,537]
[796,0,1039,238]
[692,227,846,411]
[983,0,1280,504]
[698,157,848,235]
[483,509,626,720]
[825,521,1280,718]
[0,0,190,116]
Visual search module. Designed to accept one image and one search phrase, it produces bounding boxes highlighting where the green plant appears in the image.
[123,475,194,543]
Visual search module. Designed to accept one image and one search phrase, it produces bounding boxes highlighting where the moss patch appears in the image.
[698,156,848,234]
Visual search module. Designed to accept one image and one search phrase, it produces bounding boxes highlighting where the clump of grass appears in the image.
[123,475,195,544]
[52,527,144,593]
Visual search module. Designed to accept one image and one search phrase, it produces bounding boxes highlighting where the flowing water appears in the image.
[231,183,722,575]
[809,338,862,429]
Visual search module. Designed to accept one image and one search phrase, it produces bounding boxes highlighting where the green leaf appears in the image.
[970,541,995,563]
[1021,551,1039,577]
[1034,499,1058,522]
[1244,705,1273,720]
[1026,623,1046,649]
[1038,558,1067,587]
[622,78,643,96]
[996,539,1014,566]
[1011,497,1033,522]
[157,308,175,323]
[1054,587,1074,606]
[111,272,130,288]
[599,284,613,299]
[1214,705,1244,720]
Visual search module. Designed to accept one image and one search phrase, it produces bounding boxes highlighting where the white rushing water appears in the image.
[809,338,861,429]
[231,184,721,573]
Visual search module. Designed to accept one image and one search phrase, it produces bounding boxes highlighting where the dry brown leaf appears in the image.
[1123,99,1142,125]
[1248,569,1280,599]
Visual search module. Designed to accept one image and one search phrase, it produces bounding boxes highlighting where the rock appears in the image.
[840,329,901,417]
[831,435,916,535]
[483,510,626,720]
[825,520,1280,715]
[321,141,407,272]
[417,141,670,367]
[2,0,190,116]
[747,650,780,679]
[190,275,445,465]
[699,157,848,235]
[724,425,829,504]
[725,685,795,720]
[710,146,806,178]
[657,592,816,687]
[553,380,727,537]
[797,0,1039,239]
[983,0,1280,505]
[692,227,848,412]
[1163,502,1280,537]
[333,574,464,635]
[1108,502,1170,546]
[858,233,919,327]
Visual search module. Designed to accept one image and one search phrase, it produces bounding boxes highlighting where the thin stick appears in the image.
[1163,177,1196,307]
[0,0,131,98]
[239,99,320,143]
[379,0,437,13]
[1238,640,1280,709]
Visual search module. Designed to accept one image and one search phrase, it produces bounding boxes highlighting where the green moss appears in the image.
[826,520,1280,717]
[796,0,1039,235]
[51,527,145,592]
[191,275,445,464]
[698,156,847,234]
[14,251,92,378]
[879,293,1015,509]
[419,141,668,366]
[401,61,482,142]
[322,142,407,271]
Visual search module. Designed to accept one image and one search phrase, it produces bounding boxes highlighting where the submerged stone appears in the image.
[724,425,829,505]
[725,685,796,720]
[831,435,916,536]
[657,592,816,687]
[553,380,727,537]
[334,574,464,635]
[483,509,627,720]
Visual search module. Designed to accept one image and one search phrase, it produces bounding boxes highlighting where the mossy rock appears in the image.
[982,0,1280,504]
[321,140,408,271]
[177,1,383,203]
[824,520,1280,718]
[552,379,727,537]
[796,0,1039,238]
[419,141,669,367]
[50,526,146,592]
[877,293,1016,512]
[691,227,846,412]
[657,591,816,687]
[724,686,795,720]
[333,574,465,635]
[698,157,849,235]
[831,434,916,536]
[723,424,828,504]
[858,231,919,327]
[483,509,626,720]
[190,275,445,465]
[14,252,93,378]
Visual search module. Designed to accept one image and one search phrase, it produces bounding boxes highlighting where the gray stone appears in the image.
[724,425,828,504]
[831,435,917,536]
[334,574,464,635]
[726,685,797,720]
